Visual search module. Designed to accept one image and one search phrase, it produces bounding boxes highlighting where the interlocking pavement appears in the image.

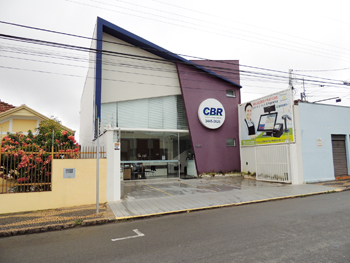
[315,179,350,190]
[0,204,111,237]
[1,177,349,238]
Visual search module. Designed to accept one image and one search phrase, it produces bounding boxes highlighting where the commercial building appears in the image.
[239,91,350,184]
[79,17,242,180]
[294,101,350,182]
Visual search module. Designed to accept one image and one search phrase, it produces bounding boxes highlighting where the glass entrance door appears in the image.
[120,131,192,180]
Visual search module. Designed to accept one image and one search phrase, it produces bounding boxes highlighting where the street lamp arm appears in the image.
[312,97,341,103]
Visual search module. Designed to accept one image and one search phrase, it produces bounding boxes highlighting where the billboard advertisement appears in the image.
[239,89,294,146]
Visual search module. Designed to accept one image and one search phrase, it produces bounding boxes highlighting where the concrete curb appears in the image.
[0,188,343,238]
[81,218,112,226]
[113,189,344,220]
[0,218,115,238]
[0,223,76,238]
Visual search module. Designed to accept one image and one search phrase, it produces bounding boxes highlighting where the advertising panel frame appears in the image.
[239,89,294,147]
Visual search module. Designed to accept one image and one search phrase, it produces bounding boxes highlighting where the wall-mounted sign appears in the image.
[317,138,322,147]
[239,89,294,146]
[63,168,75,179]
[114,142,120,150]
[198,98,225,129]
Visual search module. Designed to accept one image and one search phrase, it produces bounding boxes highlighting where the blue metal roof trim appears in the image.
[95,19,103,121]
[96,17,241,88]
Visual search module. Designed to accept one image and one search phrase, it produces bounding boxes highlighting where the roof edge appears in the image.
[0,105,75,134]
[96,17,241,88]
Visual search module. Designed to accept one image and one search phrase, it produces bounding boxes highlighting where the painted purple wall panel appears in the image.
[176,62,241,174]
[190,60,240,86]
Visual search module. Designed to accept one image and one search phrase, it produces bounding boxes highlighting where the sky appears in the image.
[1,0,350,141]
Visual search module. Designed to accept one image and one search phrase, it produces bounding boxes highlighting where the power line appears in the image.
[0,37,347,89]
[150,0,350,53]
[0,25,349,94]
[1,20,349,87]
[294,68,350,72]
[92,0,343,59]
[65,0,350,62]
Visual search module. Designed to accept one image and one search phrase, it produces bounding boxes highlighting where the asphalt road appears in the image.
[1,191,350,263]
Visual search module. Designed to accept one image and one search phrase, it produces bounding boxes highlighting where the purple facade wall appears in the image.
[190,60,240,85]
[176,61,241,174]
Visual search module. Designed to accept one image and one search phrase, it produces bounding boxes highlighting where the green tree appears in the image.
[35,116,63,135]
[0,117,79,190]
[34,116,77,148]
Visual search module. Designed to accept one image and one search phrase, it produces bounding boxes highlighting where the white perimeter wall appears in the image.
[291,105,304,184]
[240,146,256,174]
[101,33,181,103]
[240,104,303,184]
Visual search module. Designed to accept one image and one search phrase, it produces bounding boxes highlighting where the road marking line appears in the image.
[142,183,173,196]
[179,181,218,192]
[111,229,145,242]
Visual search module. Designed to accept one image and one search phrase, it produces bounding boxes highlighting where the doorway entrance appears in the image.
[331,135,349,179]
[119,131,194,180]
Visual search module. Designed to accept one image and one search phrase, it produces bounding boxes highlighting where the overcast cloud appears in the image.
[1,0,349,141]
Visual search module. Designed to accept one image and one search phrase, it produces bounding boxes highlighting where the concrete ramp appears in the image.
[108,177,340,219]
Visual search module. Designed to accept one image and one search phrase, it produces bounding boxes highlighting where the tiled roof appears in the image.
[0,101,16,113]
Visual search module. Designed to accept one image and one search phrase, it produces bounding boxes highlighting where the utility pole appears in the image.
[96,117,100,215]
[289,69,293,90]
[300,78,306,101]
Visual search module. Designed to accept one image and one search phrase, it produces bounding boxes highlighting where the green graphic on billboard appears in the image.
[239,89,294,146]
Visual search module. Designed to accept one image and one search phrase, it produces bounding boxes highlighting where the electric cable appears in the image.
[0,27,349,99]
[1,20,349,86]
[64,0,350,62]
[150,0,350,53]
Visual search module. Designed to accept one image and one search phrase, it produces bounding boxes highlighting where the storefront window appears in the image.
[119,131,193,180]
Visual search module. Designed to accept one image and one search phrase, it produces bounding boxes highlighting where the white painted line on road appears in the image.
[111,229,145,242]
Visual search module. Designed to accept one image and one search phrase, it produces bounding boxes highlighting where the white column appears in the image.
[106,129,121,202]
[290,144,303,185]
[291,105,304,185]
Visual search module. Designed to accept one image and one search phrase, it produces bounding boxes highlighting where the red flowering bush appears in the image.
[0,118,79,191]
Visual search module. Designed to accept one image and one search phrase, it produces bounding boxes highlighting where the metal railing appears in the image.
[256,144,291,183]
[0,146,105,194]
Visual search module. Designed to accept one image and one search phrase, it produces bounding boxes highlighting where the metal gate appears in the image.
[331,135,348,178]
[256,144,291,183]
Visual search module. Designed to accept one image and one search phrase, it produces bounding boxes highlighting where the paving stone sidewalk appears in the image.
[1,177,348,238]
[315,179,350,190]
[0,204,113,237]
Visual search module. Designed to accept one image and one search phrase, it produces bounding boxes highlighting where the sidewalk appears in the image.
[315,178,350,190]
[1,176,348,238]
[108,176,343,219]
[0,203,114,237]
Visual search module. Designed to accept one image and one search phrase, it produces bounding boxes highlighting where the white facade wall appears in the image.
[104,130,121,202]
[297,102,350,182]
[79,25,98,147]
[101,33,181,103]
